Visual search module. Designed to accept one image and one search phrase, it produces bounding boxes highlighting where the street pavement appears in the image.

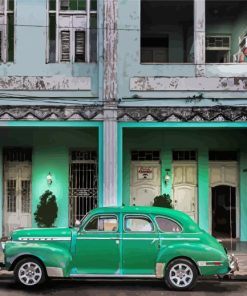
[0,278,247,295]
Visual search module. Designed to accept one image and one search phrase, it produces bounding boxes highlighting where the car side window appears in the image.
[124,216,154,232]
[156,217,182,233]
[84,215,118,232]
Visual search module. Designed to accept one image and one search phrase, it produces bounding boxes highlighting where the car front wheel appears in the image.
[165,258,198,291]
[14,257,47,288]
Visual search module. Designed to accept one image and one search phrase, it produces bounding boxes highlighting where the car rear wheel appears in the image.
[165,258,198,291]
[14,257,47,288]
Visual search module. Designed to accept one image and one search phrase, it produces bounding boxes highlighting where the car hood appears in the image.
[11,227,72,241]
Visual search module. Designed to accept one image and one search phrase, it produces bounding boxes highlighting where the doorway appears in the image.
[212,185,236,239]
[69,150,98,225]
[130,161,161,206]
[3,148,32,235]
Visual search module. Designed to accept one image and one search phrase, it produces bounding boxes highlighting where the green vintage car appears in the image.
[0,206,238,290]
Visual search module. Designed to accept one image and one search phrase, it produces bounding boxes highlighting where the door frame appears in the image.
[208,161,239,239]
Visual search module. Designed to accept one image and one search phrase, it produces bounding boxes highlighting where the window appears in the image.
[141,0,194,63]
[173,151,197,161]
[209,151,238,161]
[48,0,97,63]
[131,151,160,161]
[124,216,154,232]
[84,215,118,232]
[0,0,14,63]
[156,217,182,233]
[206,0,247,63]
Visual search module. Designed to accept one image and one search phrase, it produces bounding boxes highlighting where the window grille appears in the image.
[7,179,16,212]
[69,151,98,225]
[21,180,31,213]
[209,151,238,161]
[173,151,197,161]
[3,148,32,162]
[131,151,160,161]
[206,36,231,50]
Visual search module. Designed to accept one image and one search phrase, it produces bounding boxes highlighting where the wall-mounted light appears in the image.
[47,172,52,185]
[164,169,170,186]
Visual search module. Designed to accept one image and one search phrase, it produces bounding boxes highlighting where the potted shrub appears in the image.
[153,193,173,209]
[34,190,58,228]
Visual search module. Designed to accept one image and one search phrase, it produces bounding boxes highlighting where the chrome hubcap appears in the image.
[18,262,42,286]
[169,263,193,288]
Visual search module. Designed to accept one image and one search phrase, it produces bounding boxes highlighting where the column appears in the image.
[103,0,119,206]
[198,149,209,232]
[194,0,206,77]
[103,107,118,206]
[240,151,247,241]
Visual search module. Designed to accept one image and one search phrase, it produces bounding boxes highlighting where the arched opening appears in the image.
[212,185,236,239]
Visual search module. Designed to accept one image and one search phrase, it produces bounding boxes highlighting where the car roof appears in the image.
[89,206,201,232]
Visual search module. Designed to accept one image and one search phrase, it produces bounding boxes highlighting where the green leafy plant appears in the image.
[34,190,58,227]
[153,193,173,209]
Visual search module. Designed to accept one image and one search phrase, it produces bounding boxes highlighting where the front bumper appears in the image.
[228,254,239,273]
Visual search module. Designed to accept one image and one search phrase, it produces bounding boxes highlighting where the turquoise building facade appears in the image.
[1,0,247,242]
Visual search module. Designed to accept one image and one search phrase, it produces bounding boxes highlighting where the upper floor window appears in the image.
[0,0,14,63]
[48,0,97,63]
[206,0,247,63]
[141,0,194,64]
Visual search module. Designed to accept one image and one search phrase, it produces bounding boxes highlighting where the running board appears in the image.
[70,274,156,278]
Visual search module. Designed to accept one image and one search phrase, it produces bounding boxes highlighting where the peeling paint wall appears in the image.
[0,0,103,99]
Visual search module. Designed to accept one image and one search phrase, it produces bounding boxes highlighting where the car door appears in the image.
[74,214,120,274]
[121,214,160,275]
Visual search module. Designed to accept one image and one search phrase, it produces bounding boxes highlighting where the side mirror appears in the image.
[75,220,81,227]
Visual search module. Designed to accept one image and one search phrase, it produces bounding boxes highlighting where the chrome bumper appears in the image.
[228,254,239,273]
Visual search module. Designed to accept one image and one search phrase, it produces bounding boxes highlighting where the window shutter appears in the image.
[60,30,70,62]
[75,31,85,62]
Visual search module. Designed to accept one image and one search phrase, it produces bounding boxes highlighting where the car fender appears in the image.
[156,242,229,277]
[6,242,72,277]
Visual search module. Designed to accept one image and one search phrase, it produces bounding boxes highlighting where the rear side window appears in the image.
[156,217,182,233]
[124,216,154,232]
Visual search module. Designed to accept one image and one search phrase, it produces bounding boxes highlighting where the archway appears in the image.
[212,185,236,239]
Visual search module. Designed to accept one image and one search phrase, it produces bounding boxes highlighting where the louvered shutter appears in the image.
[60,30,70,62]
[75,31,85,62]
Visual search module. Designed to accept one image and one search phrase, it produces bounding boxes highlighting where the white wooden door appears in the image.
[4,162,32,235]
[173,162,197,221]
[130,161,161,206]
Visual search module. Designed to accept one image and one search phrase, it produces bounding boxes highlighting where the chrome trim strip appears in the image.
[18,237,71,241]
[69,274,156,278]
[197,261,223,267]
[76,237,199,241]
[160,238,200,241]
[77,237,119,240]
